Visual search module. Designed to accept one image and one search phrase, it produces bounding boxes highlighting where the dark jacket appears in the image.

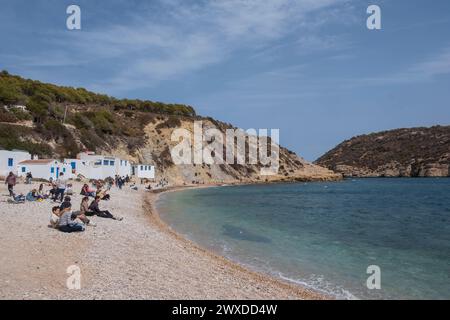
[5,174,16,186]
[88,201,100,213]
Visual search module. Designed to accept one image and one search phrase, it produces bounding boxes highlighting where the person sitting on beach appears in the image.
[48,183,57,198]
[96,188,110,201]
[36,183,49,199]
[60,196,72,210]
[80,196,94,216]
[49,206,61,229]
[65,183,74,196]
[80,184,96,197]
[88,196,122,220]
[94,180,103,190]
[26,189,42,202]
[59,196,92,227]
[58,204,85,233]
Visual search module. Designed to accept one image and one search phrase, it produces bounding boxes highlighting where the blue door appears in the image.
[56,167,60,178]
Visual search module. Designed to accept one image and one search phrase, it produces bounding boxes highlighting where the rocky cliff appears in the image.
[0,72,340,184]
[316,126,450,177]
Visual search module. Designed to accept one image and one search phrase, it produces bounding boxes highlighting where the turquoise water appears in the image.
[156,179,450,299]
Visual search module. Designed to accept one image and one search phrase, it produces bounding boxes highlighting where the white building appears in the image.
[17,159,73,181]
[132,164,156,180]
[0,149,32,177]
[65,152,132,180]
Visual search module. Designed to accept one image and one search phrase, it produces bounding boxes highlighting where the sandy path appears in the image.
[0,181,325,300]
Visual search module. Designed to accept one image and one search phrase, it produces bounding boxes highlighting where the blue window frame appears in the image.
[63,168,66,173]
[21,167,26,173]
[71,162,76,169]
[50,167,55,174]
[7,158,13,167]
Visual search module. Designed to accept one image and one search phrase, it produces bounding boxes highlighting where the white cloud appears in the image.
[30,0,351,93]
[350,46,450,87]
[412,47,450,77]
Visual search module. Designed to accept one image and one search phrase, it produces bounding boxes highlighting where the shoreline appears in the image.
[146,185,331,300]
[0,181,329,299]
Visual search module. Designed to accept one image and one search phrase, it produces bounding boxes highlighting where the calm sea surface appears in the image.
[156,179,450,299]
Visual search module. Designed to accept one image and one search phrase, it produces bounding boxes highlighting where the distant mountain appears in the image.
[0,72,340,184]
[315,126,450,177]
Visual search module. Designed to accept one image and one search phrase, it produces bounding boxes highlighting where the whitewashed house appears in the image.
[17,159,73,181]
[132,164,156,180]
[0,149,32,177]
[65,152,132,180]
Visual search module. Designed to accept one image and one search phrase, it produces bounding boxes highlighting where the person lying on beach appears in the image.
[8,193,25,203]
[80,184,96,197]
[88,196,122,221]
[49,206,61,229]
[58,205,85,233]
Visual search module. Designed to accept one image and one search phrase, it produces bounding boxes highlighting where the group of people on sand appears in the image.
[4,171,73,203]
[49,194,122,233]
[114,174,131,190]
[4,171,123,234]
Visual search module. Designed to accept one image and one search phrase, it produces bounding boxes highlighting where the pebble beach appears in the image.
[0,180,325,300]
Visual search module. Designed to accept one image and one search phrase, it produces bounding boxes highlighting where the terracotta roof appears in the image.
[19,159,55,165]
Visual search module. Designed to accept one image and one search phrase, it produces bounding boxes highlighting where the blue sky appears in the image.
[1,0,449,160]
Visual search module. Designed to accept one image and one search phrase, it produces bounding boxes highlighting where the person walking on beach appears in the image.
[53,172,67,202]
[26,172,33,184]
[89,196,122,220]
[5,172,16,197]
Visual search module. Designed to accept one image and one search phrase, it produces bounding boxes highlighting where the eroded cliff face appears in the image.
[0,72,340,184]
[130,116,341,185]
[316,126,450,178]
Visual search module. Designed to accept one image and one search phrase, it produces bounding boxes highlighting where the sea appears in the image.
[156,178,450,299]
